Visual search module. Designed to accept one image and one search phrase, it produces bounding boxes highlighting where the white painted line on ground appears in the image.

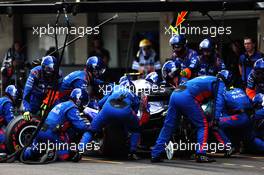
[126,166,154,169]
[240,165,255,168]
[222,163,237,166]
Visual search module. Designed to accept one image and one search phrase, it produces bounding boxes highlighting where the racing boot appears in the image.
[224,147,236,158]
[128,151,140,160]
[71,151,82,162]
[0,153,7,161]
[195,154,216,163]
[40,150,56,163]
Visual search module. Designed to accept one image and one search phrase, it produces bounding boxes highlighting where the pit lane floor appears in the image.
[1,154,264,175]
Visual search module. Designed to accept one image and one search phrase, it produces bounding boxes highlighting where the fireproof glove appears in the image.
[23,111,31,121]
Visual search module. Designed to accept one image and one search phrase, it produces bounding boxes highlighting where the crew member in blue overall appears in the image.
[239,37,263,85]
[23,88,90,162]
[151,61,227,163]
[169,34,199,80]
[22,56,62,121]
[80,77,149,160]
[246,58,264,100]
[198,38,226,76]
[218,87,264,152]
[59,56,106,103]
[0,85,18,158]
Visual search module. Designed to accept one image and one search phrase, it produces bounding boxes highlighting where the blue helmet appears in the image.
[169,34,186,47]
[70,88,88,108]
[41,56,55,77]
[217,70,232,86]
[161,60,181,81]
[254,58,264,71]
[5,85,18,101]
[119,76,136,94]
[119,75,129,85]
[199,38,214,51]
[145,72,159,84]
[253,58,264,81]
[86,56,106,78]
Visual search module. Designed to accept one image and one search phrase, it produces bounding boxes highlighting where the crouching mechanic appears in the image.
[22,56,62,121]
[80,78,149,160]
[217,86,264,152]
[22,88,91,162]
[151,61,227,163]
[0,85,18,159]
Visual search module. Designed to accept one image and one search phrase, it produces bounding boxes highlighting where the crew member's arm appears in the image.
[73,79,89,95]
[214,80,226,119]
[67,107,90,131]
[246,70,256,100]
[3,102,15,124]
[23,70,37,112]
[181,56,199,79]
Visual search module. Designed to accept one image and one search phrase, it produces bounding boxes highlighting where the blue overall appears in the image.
[23,66,62,114]
[23,101,90,161]
[0,96,14,152]
[151,76,226,158]
[219,88,264,151]
[59,70,104,103]
[198,55,226,76]
[80,85,141,153]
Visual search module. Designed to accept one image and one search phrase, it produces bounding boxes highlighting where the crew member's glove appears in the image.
[23,111,31,121]
[180,68,192,79]
[40,103,48,117]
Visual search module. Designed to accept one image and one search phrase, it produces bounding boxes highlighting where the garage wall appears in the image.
[0,15,13,63]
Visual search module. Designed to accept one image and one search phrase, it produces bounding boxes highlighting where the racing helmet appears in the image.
[217,70,233,87]
[253,58,264,82]
[41,56,55,77]
[119,76,136,94]
[199,38,214,51]
[145,72,159,84]
[5,85,18,102]
[169,34,186,47]
[86,56,106,78]
[70,88,89,108]
[161,60,181,81]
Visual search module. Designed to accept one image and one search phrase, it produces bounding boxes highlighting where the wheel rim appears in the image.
[18,125,37,147]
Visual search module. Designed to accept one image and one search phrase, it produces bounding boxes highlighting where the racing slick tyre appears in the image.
[5,115,40,154]
[101,123,128,158]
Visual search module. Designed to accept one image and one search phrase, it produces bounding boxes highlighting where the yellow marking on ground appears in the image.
[82,157,123,164]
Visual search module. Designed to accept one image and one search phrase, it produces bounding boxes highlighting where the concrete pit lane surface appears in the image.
[1,154,264,175]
